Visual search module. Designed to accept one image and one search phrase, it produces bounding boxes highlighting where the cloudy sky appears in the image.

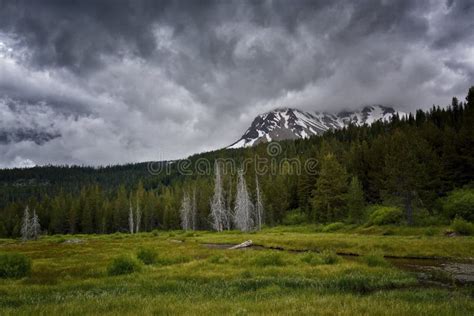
[0,0,473,167]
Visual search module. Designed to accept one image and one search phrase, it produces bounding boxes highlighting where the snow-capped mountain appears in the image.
[229,105,404,148]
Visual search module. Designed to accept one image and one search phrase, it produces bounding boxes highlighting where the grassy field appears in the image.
[0,227,473,315]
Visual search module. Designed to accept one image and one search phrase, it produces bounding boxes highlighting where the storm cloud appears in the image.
[0,0,473,167]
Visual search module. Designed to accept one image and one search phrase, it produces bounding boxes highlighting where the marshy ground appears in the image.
[0,226,473,315]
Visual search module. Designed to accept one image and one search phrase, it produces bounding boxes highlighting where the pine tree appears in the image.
[113,185,128,232]
[347,176,365,223]
[21,206,30,241]
[310,153,348,223]
[382,130,435,225]
[31,209,41,240]
[234,169,254,231]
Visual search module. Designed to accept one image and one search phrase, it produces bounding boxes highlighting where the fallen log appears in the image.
[228,240,253,249]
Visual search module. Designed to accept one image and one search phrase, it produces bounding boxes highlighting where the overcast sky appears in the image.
[0,0,473,167]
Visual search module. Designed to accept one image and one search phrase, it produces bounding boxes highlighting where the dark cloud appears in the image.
[0,0,473,167]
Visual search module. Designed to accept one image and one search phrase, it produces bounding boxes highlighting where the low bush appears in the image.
[136,248,158,265]
[0,252,32,279]
[300,252,322,265]
[367,206,403,225]
[450,217,474,236]
[442,188,474,221]
[424,227,437,237]
[107,255,141,276]
[151,229,159,237]
[320,250,340,264]
[253,252,286,267]
[301,250,340,265]
[362,252,390,267]
[322,222,345,232]
[282,209,307,225]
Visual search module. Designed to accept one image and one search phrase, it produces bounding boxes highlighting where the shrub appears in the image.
[0,252,32,279]
[367,206,403,225]
[442,188,474,221]
[301,250,339,265]
[282,209,307,225]
[362,252,390,267]
[300,252,322,265]
[107,255,141,276]
[322,222,345,232]
[320,250,340,264]
[450,217,474,236]
[253,252,286,267]
[136,248,157,265]
[151,229,159,237]
[424,227,437,237]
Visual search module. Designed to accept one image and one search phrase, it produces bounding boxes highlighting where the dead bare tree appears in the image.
[21,206,30,241]
[255,176,264,230]
[31,209,41,240]
[128,200,134,234]
[180,192,192,230]
[233,169,254,231]
[210,161,229,231]
[135,197,141,233]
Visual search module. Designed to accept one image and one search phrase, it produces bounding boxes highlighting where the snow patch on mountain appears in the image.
[228,105,405,148]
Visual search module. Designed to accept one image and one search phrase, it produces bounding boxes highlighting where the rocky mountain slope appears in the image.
[229,105,404,148]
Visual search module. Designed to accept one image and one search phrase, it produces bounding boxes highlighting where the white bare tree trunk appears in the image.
[225,178,233,230]
[135,197,141,233]
[255,176,264,231]
[31,209,41,240]
[128,200,134,234]
[180,192,192,230]
[21,206,30,241]
[191,187,197,230]
[233,169,254,232]
[210,161,229,231]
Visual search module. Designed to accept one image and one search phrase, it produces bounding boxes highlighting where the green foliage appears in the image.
[322,222,345,232]
[253,252,286,267]
[311,153,348,223]
[300,252,322,265]
[0,252,31,278]
[442,188,474,221]
[282,209,307,225]
[320,250,340,264]
[423,227,437,237]
[450,217,474,236]
[0,87,474,235]
[347,176,365,223]
[207,254,229,264]
[367,206,403,226]
[300,250,339,265]
[362,252,390,267]
[136,248,158,265]
[107,255,141,276]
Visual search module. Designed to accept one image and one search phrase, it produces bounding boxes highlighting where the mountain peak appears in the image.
[228,105,404,149]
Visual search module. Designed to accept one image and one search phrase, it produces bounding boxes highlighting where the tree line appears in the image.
[0,87,473,237]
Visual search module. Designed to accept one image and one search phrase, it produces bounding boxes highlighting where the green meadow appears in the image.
[0,227,473,315]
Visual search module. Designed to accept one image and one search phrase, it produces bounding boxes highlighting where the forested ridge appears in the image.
[0,87,473,237]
